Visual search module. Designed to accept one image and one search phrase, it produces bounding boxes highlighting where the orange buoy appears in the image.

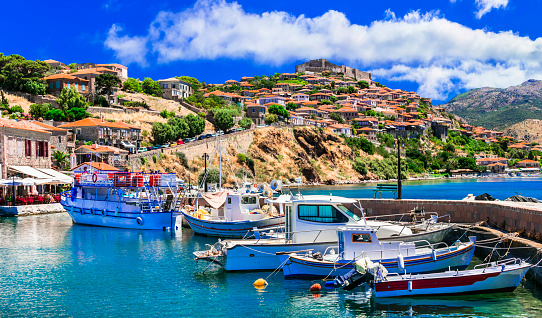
[309,283,321,292]
[253,278,268,289]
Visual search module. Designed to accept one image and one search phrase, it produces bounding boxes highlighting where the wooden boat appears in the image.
[331,258,531,297]
[278,226,475,278]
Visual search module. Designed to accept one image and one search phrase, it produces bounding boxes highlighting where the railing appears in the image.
[74,171,178,188]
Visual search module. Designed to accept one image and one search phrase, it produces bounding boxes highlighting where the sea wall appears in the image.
[0,203,65,217]
[353,199,542,235]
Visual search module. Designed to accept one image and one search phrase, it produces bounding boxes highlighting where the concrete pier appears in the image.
[0,203,66,217]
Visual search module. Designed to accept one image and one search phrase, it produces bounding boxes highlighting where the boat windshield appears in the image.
[337,205,361,221]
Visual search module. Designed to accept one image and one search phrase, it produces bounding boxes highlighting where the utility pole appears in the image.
[397,139,402,200]
[202,153,209,192]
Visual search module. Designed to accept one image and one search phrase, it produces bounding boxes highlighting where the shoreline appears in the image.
[294,173,542,187]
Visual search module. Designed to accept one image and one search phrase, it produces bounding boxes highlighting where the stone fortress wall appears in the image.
[295,59,372,82]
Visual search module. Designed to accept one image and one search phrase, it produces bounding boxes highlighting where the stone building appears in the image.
[30,121,74,154]
[295,59,372,81]
[95,64,128,79]
[58,118,141,153]
[0,118,52,179]
[246,103,267,125]
[157,78,193,100]
[43,74,90,96]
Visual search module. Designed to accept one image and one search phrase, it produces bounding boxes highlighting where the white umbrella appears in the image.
[21,178,38,186]
[0,179,24,186]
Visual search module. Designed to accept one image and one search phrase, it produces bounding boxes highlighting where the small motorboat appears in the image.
[331,258,531,298]
[279,226,475,278]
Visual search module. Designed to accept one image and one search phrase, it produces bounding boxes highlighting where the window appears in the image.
[25,140,32,156]
[252,108,255,113]
[49,82,53,89]
[298,205,349,223]
[227,198,232,204]
[8,137,14,156]
[67,81,70,88]
[75,83,78,90]
[241,196,257,204]
[58,136,62,143]
[82,83,85,91]
[76,129,81,135]
[352,233,372,243]
[56,81,59,89]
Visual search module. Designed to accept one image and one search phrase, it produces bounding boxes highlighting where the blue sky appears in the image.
[3,0,542,103]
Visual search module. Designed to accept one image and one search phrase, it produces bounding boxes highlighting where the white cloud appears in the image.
[105,0,542,101]
[475,0,509,18]
[104,24,149,67]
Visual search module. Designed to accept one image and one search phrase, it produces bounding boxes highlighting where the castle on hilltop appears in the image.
[295,59,372,82]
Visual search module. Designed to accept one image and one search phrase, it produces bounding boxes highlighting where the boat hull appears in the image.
[374,263,530,298]
[182,212,285,238]
[383,224,453,245]
[221,225,454,271]
[63,205,177,230]
[280,242,475,278]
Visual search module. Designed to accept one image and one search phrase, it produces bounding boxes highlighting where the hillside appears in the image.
[440,79,542,130]
[503,119,542,144]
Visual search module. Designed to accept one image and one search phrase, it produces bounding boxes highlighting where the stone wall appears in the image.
[349,199,542,235]
[295,59,372,81]
[87,106,160,117]
[128,128,257,169]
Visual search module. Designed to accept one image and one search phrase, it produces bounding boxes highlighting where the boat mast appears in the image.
[218,134,222,190]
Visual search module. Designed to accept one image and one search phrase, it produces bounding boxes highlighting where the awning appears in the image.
[120,141,136,148]
[36,168,73,183]
[8,166,54,179]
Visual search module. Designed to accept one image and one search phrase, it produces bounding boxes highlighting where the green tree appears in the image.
[94,95,109,107]
[142,78,163,96]
[198,167,223,185]
[337,87,348,94]
[329,112,344,124]
[0,54,50,93]
[268,104,289,119]
[43,109,66,121]
[56,87,87,114]
[214,109,235,132]
[167,117,190,140]
[352,157,368,175]
[29,103,50,119]
[265,113,278,124]
[65,107,89,121]
[96,74,122,96]
[347,86,357,94]
[357,80,369,89]
[184,113,205,137]
[0,91,8,106]
[10,105,24,114]
[23,80,46,95]
[238,117,253,129]
[122,77,142,93]
[52,151,69,170]
[330,96,338,103]
[151,122,175,144]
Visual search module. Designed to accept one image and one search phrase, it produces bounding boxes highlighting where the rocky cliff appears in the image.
[248,126,373,183]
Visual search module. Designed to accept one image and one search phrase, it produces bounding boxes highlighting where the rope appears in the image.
[266,255,292,281]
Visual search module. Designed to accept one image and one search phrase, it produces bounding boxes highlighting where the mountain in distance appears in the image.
[439,79,542,131]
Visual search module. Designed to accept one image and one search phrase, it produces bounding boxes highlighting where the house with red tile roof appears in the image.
[43,74,90,96]
[73,145,129,170]
[0,118,53,179]
[70,161,119,173]
[516,159,540,169]
[58,118,141,153]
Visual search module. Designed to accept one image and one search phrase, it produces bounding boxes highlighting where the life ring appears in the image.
[136,217,144,226]
[92,172,98,183]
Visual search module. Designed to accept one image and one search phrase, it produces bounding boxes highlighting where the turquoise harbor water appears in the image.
[2,177,542,317]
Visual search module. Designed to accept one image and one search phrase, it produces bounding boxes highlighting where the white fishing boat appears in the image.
[194,194,454,271]
[60,171,180,230]
[181,191,284,238]
[278,226,475,278]
[372,258,531,297]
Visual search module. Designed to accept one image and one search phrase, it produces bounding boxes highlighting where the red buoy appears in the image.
[309,283,321,292]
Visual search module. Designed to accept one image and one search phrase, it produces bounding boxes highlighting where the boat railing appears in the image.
[474,258,523,269]
[399,239,450,251]
[365,212,451,225]
[367,214,451,236]
[74,172,178,188]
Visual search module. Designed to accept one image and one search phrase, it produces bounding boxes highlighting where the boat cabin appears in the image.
[224,193,263,221]
[337,226,416,260]
[278,195,411,244]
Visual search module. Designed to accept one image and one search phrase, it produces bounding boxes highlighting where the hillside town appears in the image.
[0,53,541,196]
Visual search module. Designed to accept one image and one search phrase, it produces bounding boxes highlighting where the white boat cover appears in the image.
[8,166,54,179]
[200,191,228,209]
[36,168,73,183]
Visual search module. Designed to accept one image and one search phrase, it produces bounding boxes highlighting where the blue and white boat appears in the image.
[60,171,180,230]
[278,226,475,278]
[181,192,285,238]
